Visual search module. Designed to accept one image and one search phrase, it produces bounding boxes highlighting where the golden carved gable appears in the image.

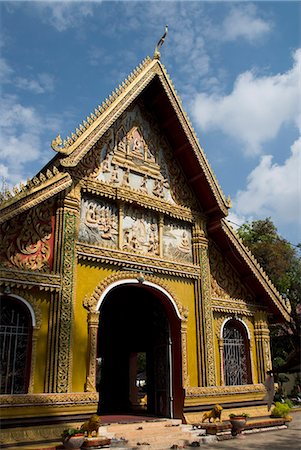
[209,242,254,303]
[74,103,198,210]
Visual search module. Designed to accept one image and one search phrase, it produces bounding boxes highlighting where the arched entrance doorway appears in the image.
[97,282,182,418]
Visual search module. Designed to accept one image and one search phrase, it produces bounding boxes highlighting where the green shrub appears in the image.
[270,402,291,418]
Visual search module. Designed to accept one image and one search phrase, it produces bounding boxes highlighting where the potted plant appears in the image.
[61,428,85,450]
[229,413,249,436]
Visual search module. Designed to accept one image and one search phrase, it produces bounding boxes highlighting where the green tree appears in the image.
[238,218,301,373]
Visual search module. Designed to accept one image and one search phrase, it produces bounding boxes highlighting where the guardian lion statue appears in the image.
[80,414,101,437]
[202,404,223,423]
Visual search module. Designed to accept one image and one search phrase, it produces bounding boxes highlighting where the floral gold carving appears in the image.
[209,242,254,303]
[56,211,77,393]
[0,199,55,271]
[197,241,216,386]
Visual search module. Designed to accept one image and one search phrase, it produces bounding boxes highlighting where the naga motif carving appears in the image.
[0,199,55,271]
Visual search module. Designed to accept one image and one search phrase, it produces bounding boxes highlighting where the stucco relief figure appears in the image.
[122,167,130,186]
[146,141,156,163]
[139,175,148,194]
[148,224,159,255]
[111,165,120,184]
[128,127,145,158]
[79,198,118,247]
[178,231,190,253]
[102,153,111,173]
[116,127,127,153]
[163,221,192,263]
[152,178,164,199]
[123,207,159,255]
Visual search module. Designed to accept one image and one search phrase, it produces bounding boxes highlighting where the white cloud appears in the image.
[0,57,14,83]
[0,95,59,185]
[33,1,97,32]
[191,49,301,156]
[233,137,301,228]
[0,57,54,94]
[222,4,272,43]
[15,73,55,94]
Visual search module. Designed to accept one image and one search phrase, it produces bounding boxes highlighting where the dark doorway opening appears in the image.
[97,284,182,418]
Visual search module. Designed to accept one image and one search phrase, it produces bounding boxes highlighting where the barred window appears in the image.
[0,296,32,394]
[223,319,251,386]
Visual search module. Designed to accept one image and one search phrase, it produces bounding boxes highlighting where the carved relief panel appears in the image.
[163,219,192,263]
[123,205,159,256]
[0,199,55,271]
[78,196,118,248]
[79,103,197,209]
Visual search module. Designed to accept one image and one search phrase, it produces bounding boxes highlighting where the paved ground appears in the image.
[204,411,301,450]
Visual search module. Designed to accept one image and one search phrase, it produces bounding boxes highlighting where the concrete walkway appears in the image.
[205,410,301,450]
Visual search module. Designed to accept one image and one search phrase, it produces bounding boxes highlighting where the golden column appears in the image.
[192,220,216,386]
[85,311,100,392]
[181,315,190,388]
[218,337,224,386]
[45,184,80,393]
[254,310,272,383]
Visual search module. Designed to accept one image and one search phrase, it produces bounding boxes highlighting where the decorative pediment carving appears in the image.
[74,103,197,210]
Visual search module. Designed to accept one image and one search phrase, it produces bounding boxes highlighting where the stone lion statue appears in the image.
[80,414,101,437]
[201,404,223,423]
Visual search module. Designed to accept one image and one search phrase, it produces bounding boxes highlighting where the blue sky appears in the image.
[1,1,300,245]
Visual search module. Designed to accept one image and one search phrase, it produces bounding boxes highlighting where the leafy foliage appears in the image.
[238,218,301,372]
[270,402,291,418]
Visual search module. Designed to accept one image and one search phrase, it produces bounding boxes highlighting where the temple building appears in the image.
[0,53,291,446]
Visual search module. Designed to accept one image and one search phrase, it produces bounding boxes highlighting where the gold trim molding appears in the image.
[0,268,61,291]
[0,392,98,407]
[185,384,265,398]
[77,242,200,278]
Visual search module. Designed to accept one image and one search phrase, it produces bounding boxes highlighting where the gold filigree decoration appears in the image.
[0,392,98,406]
[0,199,55,271]
[198,243,216,386]
[185,384,265,397]
[209,242,254,303]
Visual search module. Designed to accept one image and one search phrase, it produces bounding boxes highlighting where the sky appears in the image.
[0,1,300,245]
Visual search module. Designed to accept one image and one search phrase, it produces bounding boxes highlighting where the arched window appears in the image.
[0,295,32,394]
[223,319,252,386]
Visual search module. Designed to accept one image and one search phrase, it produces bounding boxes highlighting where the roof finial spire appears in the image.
[153,25,168,60]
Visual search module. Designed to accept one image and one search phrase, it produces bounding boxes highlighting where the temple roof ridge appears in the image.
[51,56,152,156]
[158,61,231,210]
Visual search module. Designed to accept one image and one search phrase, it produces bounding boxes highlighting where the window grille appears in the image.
[0,298,31,394]
[223,324,249,386]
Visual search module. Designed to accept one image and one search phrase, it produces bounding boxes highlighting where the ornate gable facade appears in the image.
[0,55,291,446]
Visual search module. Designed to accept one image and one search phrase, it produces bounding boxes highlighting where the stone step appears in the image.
[105,419,214,449]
